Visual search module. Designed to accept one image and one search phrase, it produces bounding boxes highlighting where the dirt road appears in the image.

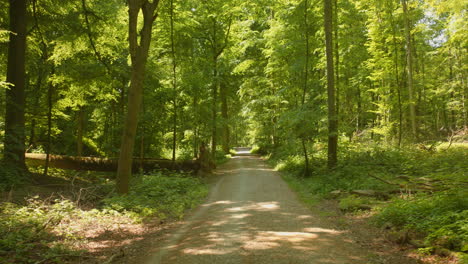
[145,155,373,264]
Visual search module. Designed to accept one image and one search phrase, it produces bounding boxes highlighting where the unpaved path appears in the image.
[145,155,374,264]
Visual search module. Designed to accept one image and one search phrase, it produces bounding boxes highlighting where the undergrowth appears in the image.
[269,142,468,259]
[0,170,208,263]
[103,171,208,220]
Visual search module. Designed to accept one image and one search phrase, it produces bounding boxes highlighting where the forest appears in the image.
[0,0,467,263]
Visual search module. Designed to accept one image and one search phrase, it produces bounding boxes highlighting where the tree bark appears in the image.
[389,4,403,147]
[220,82,230,153]
[211,54,218,159]
[76,107,85,157]
[333,0,340,125]
[4,0,27,170]
[402,0,417,140]
[302,0,310,177]
[170,0,177,164]
[210,16,232,159]
[44,69,54,176]
[116,0,160,194]
[324,0,338,168]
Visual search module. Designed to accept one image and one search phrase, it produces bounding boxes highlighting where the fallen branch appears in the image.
[103,249,125,264]
[25,153,200,173]
[368,173,402,187]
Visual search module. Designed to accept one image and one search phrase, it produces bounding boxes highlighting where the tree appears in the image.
[170,0,178,164]
[324,0,337,168]
[116,0,161,194]
[4,0,27,170]
[402,0,418,140]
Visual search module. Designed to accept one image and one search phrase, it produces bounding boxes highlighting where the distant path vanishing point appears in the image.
[146,154,371,264]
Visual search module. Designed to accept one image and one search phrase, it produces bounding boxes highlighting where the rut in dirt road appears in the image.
[146,155,371,264]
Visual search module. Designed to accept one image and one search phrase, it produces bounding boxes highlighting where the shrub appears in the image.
[103,172,208,220]
[0,198,83,263]
[373,190,468,251]
[0,163,28,191]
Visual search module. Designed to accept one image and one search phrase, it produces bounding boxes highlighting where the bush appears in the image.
[373,190,468,251]
[103,172,208,220]
[0,198,83,263]
[214,150,231,165]
[272,142,468,256]
[0,163,28,191]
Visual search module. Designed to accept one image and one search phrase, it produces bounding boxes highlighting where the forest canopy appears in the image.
[0,0,467,188]
[0,0,467,263]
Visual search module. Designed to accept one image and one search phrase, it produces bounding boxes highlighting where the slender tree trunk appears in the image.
[193,91,199,158]
[44,70,54,176]
[170,0,177,164]
[116,0,160,194]
[356,86,362,132]
[29,71,43,149]
[211,55,218,159]
[390,7,403,147]
[76,107,84,157]
[333,0,340,124]
[210,17,232,159]
[140,129,144,171]
[324,0,337,168]
[4,0,27,170]
[301,0,311,177]
[402,0,417,140]
[220,82,230,153]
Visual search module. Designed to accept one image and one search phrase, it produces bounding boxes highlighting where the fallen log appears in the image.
[25,153,200,173]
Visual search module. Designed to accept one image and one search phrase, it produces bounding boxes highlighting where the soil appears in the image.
[3,155,456,263]
[120,155,423,264]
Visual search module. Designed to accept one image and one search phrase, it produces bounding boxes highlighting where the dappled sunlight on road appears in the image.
[225,201,279,212]
[148,155,368,264]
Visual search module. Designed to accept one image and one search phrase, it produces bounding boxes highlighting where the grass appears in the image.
[269,142,468,260]
[103,171,208,220]
[0,169,208,263]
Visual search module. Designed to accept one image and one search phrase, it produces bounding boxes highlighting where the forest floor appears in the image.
[121,154,421,264]
[2,149,461,263]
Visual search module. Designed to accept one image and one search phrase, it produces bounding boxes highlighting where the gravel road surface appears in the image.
[146,155,372,264]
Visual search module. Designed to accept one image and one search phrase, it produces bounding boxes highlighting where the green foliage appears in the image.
[338,195,373,212]
[374,191,468,251]
[214,150,231,165]
[274,142,468,256]
[0,198,83,263]
[0,163,28,191]
[103,172,208,220]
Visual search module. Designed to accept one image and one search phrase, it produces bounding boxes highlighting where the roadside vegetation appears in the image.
[0,168,208,264]
[259,141,468,263]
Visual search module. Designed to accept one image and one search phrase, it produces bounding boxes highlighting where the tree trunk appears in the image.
[211,55,218,159]
[116,0,160,194]
[209,16,232,159]
[4,0,27,170]
[220,82,230,153]
[44,70,54,176]
[324,0,337,168]
[76,107,85,157]
[29,72,43,150]
[402,0,417,140]
[302,0,310,176]
[390,6,403,147]
[333,0,340,125]
[170,0,177,164]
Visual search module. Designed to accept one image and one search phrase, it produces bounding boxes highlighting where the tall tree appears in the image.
[324,0,337,168]
[4,0,27,170]
[116,0,161,194]
[402,0,418,140]
[170,0,178,164]
[209,16,232,159]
